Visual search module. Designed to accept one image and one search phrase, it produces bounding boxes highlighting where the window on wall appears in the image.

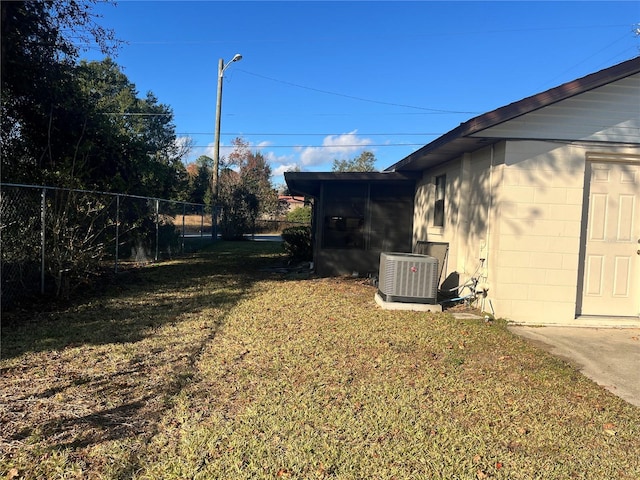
[433,174,446,227]
[322,184,367,249]
[323,216,365,248]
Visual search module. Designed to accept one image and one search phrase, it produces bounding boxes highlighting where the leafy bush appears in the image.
[219,187,259,240]
[281,225,312,261]
[285,206,311,224]
[126,221,181,262]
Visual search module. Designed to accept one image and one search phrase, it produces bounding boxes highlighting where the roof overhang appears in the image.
[386,56,640,172]
[284,171,421,198]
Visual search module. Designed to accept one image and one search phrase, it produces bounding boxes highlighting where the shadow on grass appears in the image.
[1,240,286,359]
[0,241,289,468]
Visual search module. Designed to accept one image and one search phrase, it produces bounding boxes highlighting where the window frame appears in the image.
[433,174,446,227]
[321,184,367,249]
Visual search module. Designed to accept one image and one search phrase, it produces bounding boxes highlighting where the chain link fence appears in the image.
[1,183,210,310]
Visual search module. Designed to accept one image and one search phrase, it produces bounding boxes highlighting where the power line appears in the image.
[93,24,631,46]
[237,69,479,114]
[101,112,172,116]
[177,132,443,136]
[226,112,471,116]
[189,143,426,148]
[539,32,635,89]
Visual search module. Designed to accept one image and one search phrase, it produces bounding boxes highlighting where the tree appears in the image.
[1,52,189,197]
[218,137,278,239]
[1,1,119,184]
[184,155,213,205]
[62,59,189,197]
[225,138,278,216]
[2,1,189,197]
[0,3,192,296]
[241,151,279,216]
[332,151,377,172]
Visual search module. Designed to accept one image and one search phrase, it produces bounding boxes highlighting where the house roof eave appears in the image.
[385,56,640,172]
[284,171,420,198]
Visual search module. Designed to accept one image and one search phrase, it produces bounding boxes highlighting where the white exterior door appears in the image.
[581,160,640,317]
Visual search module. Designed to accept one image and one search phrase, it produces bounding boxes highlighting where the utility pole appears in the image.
[211,53,242,239]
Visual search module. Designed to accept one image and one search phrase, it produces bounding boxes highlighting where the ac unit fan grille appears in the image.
[378,252,438,304]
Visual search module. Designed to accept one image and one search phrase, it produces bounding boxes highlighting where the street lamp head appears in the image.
[220,54,243,76]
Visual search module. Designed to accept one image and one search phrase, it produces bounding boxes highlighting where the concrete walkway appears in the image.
[245,234,283,242]
[508,326,640,407]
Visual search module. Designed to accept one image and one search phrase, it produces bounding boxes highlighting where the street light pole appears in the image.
[212,53,242,239]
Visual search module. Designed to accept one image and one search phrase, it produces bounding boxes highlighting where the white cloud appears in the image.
[263,150,294,166]
[175,135,193,150]
[263,152,299,185]
[272,163,301,177]
[182,142,229,165]
[297,130,372,167]
[193,141,237,163]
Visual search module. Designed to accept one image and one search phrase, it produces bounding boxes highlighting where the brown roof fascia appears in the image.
[285,171,419,183]
[386,56,640,172]
[284,171,420,198]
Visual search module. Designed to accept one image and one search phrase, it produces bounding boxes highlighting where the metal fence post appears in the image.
[40,188,46,294]
[115,194,120,273]
[155,199,159,262]
[214,205,221,240]
[211,202,218,241]
[181,203,186,253]
[200,205,204,238]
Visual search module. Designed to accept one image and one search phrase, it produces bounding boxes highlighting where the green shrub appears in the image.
[219,188,259,240]
[286,205,311,224]
[281,225,312,261]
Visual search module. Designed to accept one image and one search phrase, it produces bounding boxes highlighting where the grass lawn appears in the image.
[1,241,639,479]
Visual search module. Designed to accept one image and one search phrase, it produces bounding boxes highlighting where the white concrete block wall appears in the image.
[413,159,464,273]
[413,147,496,291]
[411,139,636,325]
[492,140,586,323]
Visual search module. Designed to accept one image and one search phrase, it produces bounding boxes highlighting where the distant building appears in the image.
[278,195,306,214]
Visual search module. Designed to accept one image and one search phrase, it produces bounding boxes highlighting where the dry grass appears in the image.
[1,241,639,479]
[172,214,212,235]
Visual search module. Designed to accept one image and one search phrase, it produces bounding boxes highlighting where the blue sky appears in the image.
[86,1,640,187]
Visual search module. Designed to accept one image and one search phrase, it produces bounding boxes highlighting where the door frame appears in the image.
[576,152,640,319]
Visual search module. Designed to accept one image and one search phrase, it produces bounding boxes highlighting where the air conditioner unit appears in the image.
[378,252,438,304]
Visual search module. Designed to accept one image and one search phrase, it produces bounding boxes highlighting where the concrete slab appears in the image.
[508,326,640,407]
[451,312,485,320]
[509,316,640,328]
[374,293,442,312]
